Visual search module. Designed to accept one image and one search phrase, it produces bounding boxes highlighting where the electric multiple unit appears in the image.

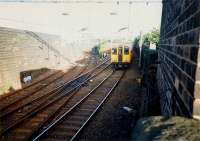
[111,45,133,69]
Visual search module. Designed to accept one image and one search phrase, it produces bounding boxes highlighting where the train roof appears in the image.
[111,45,131,49]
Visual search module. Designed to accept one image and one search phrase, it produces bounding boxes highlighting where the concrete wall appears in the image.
[0,27,80,94]
[157,0,200,119]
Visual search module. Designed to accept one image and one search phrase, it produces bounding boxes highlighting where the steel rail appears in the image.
[0,71,66,113]
[25,64,112,141]
[0,58,109,118]
[0,60,110,136]
[32,70,115,141]
[0,72,84,119]
[0,70,60,102]
[70,71,125,141]
[0,56,107,106]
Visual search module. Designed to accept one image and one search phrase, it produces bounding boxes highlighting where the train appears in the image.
[111,45,133,69]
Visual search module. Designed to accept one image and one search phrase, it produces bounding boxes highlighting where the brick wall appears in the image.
[157,0,200,119]
[0,27,75,94]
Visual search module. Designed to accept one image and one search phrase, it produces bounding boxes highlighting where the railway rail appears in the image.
[32,70,125,141]
[0,59,110,140]
[0,70,59,101]
[0,67,85,127]
[0,70,65,110]
[0,55,100,119]
[0,54,107,121]
[0,52,102,109]
[0,53,99,110]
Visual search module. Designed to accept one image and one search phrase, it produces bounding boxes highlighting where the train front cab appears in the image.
[111,46,132,69]
[123,46,132,67]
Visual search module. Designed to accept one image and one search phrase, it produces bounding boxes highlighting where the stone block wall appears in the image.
[0,27,74,94]
[157,0,200,119]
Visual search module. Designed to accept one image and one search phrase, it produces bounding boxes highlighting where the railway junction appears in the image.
[0,0,200,141]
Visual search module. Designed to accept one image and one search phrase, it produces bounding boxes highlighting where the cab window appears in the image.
[112,48,117,55]
[124,47,129,55]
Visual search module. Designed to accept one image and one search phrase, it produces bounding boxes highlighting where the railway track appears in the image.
[0,70,65,110]
[0,70,59,101]
[31,70,125,141]
[0,67,85,123]
[0,54,108,121]
[0,57,108,118]
[0,52,102,110]
[0,59,110,140]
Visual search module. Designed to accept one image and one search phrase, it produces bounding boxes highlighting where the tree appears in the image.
[143,28,160,46]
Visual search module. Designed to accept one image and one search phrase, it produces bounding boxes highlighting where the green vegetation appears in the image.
[143,28,160,46]
[133,28,160,47]
[132,29,160,117]
[95,40,109,57]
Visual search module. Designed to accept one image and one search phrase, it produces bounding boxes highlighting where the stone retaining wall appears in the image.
[157,0,200,119]
[0,27,74,94]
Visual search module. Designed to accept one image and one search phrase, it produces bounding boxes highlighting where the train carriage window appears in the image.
[112,48,117,54]
[124,47,129,55]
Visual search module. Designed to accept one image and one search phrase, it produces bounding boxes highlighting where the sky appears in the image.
[0,1,162,42]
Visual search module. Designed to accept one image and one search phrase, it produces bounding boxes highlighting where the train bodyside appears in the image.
[111,45,133,68]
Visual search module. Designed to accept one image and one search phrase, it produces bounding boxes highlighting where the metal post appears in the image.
[139,31,143,67]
